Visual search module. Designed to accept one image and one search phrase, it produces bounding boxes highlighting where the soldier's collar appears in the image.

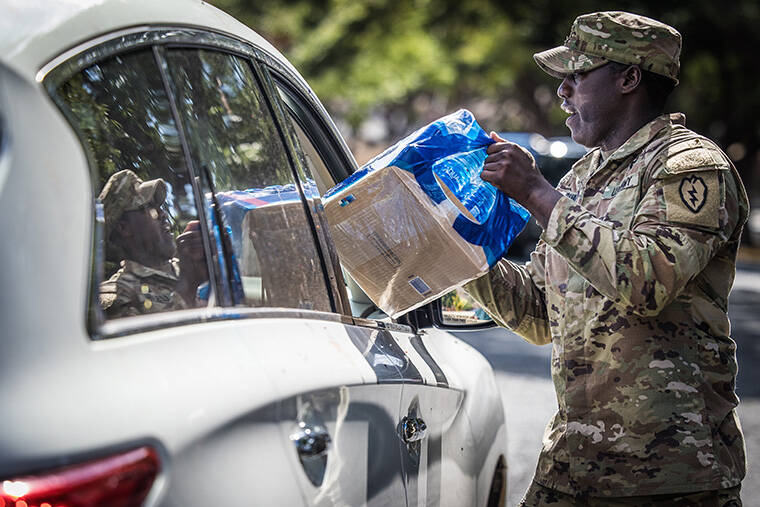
[121,259,179,280]
[573,113,686,178]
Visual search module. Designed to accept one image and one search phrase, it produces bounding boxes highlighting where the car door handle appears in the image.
[400,416,427,443]
[290,421,332,458]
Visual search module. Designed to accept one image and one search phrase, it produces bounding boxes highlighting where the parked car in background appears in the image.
[499,133,586,259]
[0,1,507,505]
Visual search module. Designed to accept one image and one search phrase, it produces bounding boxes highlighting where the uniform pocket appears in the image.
[599,174,640,229]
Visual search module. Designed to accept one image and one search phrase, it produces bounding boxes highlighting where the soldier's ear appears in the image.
[620,65,642,94]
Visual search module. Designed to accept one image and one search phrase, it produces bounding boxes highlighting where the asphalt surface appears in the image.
[455,266,760,506]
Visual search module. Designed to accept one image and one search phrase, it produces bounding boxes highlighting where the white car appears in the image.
[0,1,507,505]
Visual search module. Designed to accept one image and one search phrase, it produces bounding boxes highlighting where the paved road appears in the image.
[455,267,760,506]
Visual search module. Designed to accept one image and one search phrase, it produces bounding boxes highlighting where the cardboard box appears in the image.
[241,201,331,311]
[323,166,489,318]
[218,188,330,312]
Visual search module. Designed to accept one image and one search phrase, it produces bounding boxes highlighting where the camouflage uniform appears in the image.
[467,111,748,498]
[97,170,187,318]
[520,480,741,506]
[100,259,187,318]
[465,11,749,501]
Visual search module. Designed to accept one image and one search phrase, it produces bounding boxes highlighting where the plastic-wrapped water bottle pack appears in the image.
[323,109,530,317]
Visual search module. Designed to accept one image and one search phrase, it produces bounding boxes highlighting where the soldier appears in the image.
[98,169,207,318]
[465,11,748,506]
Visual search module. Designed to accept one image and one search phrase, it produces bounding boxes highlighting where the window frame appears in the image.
[256,67,358,316]
[271,73,356,185]
[266,71,381,319]
[42,27,344,339]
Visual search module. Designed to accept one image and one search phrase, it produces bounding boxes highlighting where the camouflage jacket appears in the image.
[465,113,748,497]
[99,259,187,318]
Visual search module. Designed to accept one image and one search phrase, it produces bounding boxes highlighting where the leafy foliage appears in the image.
[441,290,473,312]
[210,0,760,195]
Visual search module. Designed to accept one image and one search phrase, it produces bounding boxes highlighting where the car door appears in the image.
[40,29,409,506]
[266,74,473,506]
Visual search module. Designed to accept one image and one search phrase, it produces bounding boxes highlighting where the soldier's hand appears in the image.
[176,220,206,282]
[176,221,204,260]
[481,132,545,203]
[481,132,562,229]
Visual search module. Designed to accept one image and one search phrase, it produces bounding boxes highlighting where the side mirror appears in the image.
[403,288,495,332]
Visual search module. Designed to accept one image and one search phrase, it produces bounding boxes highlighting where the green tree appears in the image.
[211,0,760,199]
[210,0,534,134]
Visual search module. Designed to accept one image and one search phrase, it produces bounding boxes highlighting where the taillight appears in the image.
[0,446,159,507]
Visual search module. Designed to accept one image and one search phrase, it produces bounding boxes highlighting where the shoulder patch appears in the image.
[658,138,730,176]
[556,168,577,191]
[662,170,721,229]
[666,148,729,174]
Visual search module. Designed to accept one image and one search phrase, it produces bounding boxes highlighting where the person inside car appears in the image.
[98,169,207,318]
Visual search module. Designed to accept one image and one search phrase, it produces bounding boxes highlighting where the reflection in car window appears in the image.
[164,49,331,312]
[277,107,334,198]
[273,87,383,319]
[54,50,211,321]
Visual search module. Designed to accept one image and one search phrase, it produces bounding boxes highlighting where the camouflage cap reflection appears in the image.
[98,169,168,236]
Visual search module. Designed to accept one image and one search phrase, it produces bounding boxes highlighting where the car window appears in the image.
[273,84,389,320]
[284,117,335,196]
[163,49,332,312]
[54,49,212,322]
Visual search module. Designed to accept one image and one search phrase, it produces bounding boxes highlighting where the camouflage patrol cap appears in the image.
[98,169,168,236]
[534,11,682,84]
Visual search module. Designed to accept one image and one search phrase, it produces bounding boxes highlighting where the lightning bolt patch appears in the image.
[663,170,719,228]
[678,175,707,213]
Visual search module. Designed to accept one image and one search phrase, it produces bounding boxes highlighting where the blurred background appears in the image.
[210,0,760,235]
[208,1,760,503]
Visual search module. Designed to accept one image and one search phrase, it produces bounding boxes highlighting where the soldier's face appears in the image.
[120,206,176,265]
[557,64,622,149]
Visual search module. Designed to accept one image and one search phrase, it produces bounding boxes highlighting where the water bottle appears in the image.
[431,149,496,224]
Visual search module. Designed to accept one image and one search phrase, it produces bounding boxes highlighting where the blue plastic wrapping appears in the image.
[215,183,308,254]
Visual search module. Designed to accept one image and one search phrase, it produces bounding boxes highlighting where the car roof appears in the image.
[0,0,303,86]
